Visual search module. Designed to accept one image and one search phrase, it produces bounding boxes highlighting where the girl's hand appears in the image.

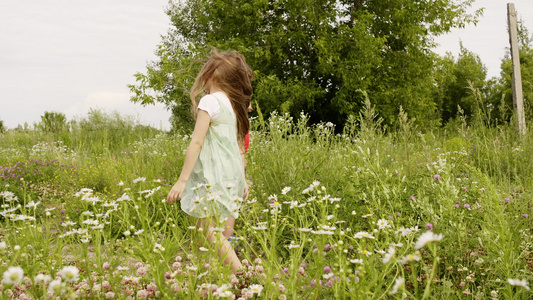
[167,180,186,203]
[243,181,249,202]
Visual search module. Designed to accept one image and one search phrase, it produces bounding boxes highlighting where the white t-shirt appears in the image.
[197,92,235,119]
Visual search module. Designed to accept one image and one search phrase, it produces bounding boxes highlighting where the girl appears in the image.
[166,50,253,271]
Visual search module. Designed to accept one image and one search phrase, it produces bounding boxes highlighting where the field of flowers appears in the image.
[0,108,532,299]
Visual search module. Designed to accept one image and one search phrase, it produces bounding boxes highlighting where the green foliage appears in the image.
[434,44,488,124]
[0,119,5,133]
[68,109,160,154]
[129,0,482,131]
[37,111,68,134]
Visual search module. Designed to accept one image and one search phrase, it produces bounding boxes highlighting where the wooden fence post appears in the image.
[507,3,526,135]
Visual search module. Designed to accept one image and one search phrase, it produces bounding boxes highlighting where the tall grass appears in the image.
[0,105,531,299]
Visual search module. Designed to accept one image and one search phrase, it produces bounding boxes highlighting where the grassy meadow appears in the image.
[0,106,532,299]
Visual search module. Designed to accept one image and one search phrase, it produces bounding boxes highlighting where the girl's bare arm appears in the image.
[166,110,211,203]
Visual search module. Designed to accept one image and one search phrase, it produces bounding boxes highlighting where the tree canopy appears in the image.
[129,0,482,131]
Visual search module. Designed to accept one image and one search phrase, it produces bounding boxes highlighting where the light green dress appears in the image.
[181,94,245,221]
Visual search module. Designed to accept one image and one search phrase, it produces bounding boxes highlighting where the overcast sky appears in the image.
[1,0,532,130]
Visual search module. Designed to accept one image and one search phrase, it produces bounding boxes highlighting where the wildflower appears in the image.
[354,231,375,239]
[382,246,396,264]
[504,198,510,203]
[137,289,149,298]
[399,253,421,264]
[311,229,335,235]
[350,259,364,265]
[116,193,131,202]
[3,266,24,284]
[414,231,443,249]
[426,223,433,230]
[117,181,124,186]
[48,278,66,295]
[133,177,146,183]
[25,201,40,209]
[105,292,115,299]
[288,244,301,249]
[433,174,441,180]
[186,265,198,272]
[61,221,76,227]
[249,284,263,296]
[464,203,470,209]
[329,197,341,203]
[376,219,391,229]
[507,278,530,290]
[251,225,267,230]
[0,191,18,201]
[34,273,52,285]
[390,277,405,295]
[281,187,291,194]
[199,247,209,252]
[359,249,371,256]
[58,266,79,282]
[321,225,336,231]
[116,266,129,271]
[0,241,6,249]
[134,229,144,235]
[153,243,165,252]
[361,213,373,218]
[523,214,529,218]
[82,219,99,226]
[324,266,332,273]
[123,230,131,236]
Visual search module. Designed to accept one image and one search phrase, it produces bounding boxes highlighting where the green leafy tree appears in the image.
[37,111,68,133]
[129,0,481,131]
[434,44,488,123]
[0,119,5,133]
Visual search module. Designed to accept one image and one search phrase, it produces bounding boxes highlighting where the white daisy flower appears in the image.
[350,259,364,264]
[414,231,444,249]
[382,246,396,264]
[249,284,263,296]
[2,266,24,284]
[507,278,530,290]
[133,177,146,183]
[376,219,391,229]
[390,277,405,294]
[399,253,421,264]
[281,187,291,195]
[34,273,52,285]
[48,278,66,295]
[57,266,79,282]
[25,201,41,209]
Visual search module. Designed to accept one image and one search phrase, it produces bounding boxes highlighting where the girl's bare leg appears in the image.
[198,218,242,271]
[223,217,235,239]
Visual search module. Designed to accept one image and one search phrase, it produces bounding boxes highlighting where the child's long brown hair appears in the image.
[190,50,254,147]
